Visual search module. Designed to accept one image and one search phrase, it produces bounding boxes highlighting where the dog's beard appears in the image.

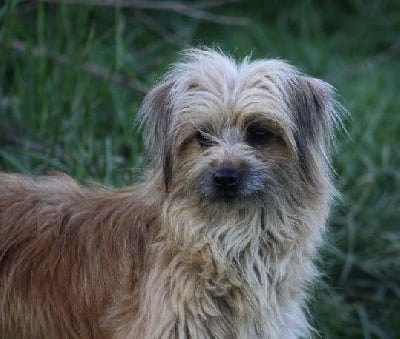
[165,162,276,254]
[164,150,321,256]
[162,190,266,259]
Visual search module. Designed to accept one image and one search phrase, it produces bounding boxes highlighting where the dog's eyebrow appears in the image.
[242,114,285,131]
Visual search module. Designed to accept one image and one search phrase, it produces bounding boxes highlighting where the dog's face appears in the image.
[173,102,291,204]
[140,49,339,208]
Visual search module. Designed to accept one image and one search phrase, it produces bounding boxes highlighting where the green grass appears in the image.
[1,1,399,337]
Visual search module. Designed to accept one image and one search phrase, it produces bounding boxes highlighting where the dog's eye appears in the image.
[195,131,215,148]
[246,126,275,147]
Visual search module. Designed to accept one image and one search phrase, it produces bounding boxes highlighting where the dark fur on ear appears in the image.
[138,79,175,191]
[286,75,340,185]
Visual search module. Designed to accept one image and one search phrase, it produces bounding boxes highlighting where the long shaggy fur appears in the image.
[0,49,341,338]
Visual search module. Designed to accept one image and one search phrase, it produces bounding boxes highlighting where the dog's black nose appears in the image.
[213,168,240,190]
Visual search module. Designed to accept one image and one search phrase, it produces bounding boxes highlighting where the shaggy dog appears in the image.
[0,49,341,338]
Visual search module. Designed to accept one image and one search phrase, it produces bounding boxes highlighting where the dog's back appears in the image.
[0,173,151,338]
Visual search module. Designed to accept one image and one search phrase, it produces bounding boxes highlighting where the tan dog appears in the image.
[0,49,341,338]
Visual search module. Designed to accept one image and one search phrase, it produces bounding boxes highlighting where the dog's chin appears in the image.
[198,187,264,209]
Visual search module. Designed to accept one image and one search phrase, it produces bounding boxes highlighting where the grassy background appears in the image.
[1,0,399,337]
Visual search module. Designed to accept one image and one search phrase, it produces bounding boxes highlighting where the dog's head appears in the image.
[139,49,340,208]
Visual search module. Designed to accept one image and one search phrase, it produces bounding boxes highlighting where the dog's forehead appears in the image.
[172,59,293,129]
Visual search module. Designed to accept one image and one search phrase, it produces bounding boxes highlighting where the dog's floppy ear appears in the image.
[286,75,340,178]
[138,78,175,191]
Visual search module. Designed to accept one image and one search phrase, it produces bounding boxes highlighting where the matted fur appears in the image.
[0,49,341,338]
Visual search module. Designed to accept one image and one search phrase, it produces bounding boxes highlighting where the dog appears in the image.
[0,48,341,338]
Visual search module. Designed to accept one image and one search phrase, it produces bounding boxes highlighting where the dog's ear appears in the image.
[286,75,340,178]
[138,78,175,191]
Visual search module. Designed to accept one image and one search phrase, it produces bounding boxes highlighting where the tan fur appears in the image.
[0,49,341,338]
